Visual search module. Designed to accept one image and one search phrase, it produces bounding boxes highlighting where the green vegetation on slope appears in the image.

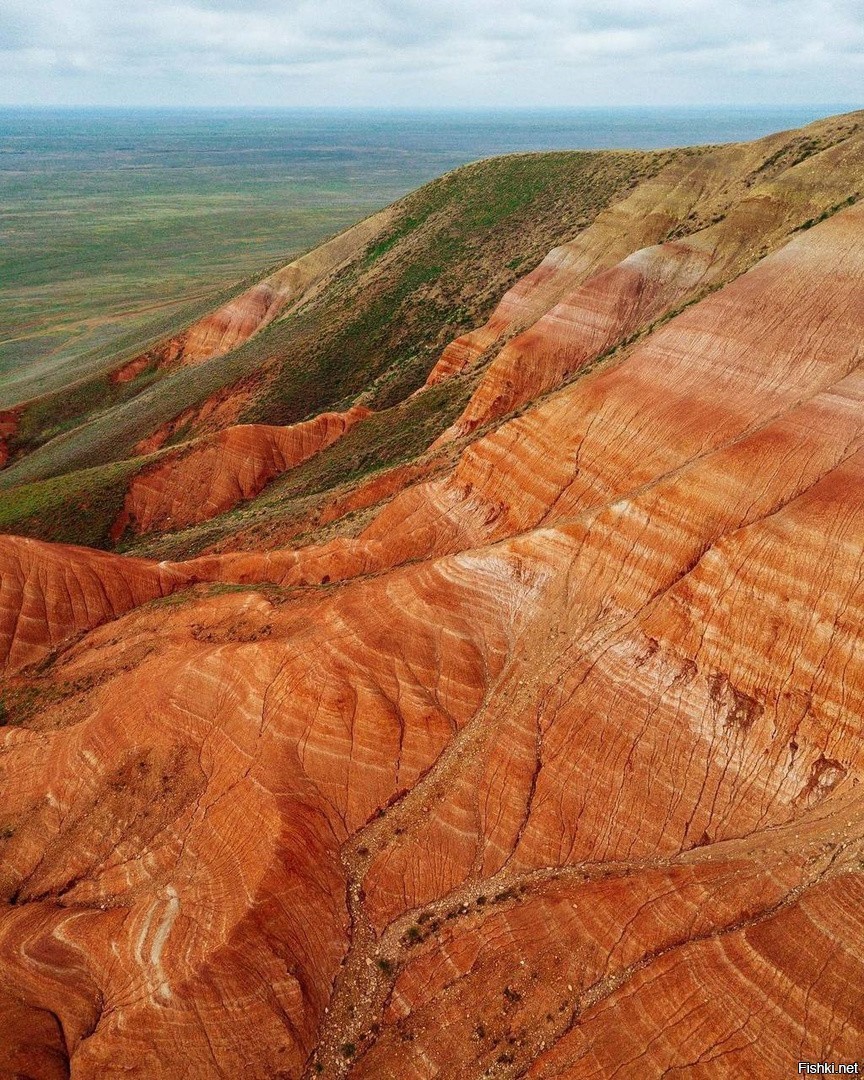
[5,112,863,555]
[0,368,474,555]
[0,148,666,490]
[0,458,143,548]
[247,150,668,421]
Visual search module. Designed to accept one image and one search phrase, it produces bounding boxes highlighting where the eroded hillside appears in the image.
[1,111,864,1079]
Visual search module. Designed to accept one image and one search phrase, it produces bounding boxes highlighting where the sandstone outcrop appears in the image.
[429,113,864,437]
[1,117,864,1078]
[173,199,864,594]
[422,138,771,386]
[112,406,370,538]
[0,535,184,673]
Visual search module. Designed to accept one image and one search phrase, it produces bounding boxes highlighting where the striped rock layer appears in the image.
[2,165,864,1077]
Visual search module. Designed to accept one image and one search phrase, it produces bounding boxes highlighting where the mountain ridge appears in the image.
[1,109,863,1078]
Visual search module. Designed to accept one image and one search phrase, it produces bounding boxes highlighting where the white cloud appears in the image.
[0,0,862,105]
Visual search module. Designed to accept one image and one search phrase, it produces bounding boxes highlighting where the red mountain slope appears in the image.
[1,126,864,1078]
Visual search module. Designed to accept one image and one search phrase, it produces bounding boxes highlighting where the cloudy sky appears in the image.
[2,0,862,108]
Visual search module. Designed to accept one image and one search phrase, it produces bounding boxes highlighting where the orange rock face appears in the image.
[422,138,783,389]
[434,238,714,442]
[2,152,864,1078]
[0,535,185,674]
[110,281,285,381]
[113,406,370,538]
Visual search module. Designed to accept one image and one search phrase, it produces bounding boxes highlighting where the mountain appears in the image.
[1,110,863,1079]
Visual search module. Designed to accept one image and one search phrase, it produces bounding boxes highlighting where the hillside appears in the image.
[1,110,864,1078]
[0,108,491,408]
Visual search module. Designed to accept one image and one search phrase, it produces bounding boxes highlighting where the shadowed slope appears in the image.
[111,213,394,379]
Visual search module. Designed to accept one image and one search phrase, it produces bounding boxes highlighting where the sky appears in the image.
[1,0,863,109]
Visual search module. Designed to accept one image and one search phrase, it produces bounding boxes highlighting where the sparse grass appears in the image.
[0,457,143,548]
[0,682,63,726]
[749,118,862,187]
[250,150,667,425]
[0,148,664,497]
[270,376,473,502]
[793,192,859,232]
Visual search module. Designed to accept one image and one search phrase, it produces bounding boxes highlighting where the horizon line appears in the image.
[1,102,860,112]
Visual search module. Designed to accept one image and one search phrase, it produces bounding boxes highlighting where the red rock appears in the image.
[0,408,19,469]
[0,535,184,674]
[423,140,777,388]
[0,550,516,1075]
[179,201,864,594]
[435,238,715,442]
[112,406,370,538]
[316,459,444,529]
[356,820,864,1078]
[527,874,864,1078]
[2,145,864,1078]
